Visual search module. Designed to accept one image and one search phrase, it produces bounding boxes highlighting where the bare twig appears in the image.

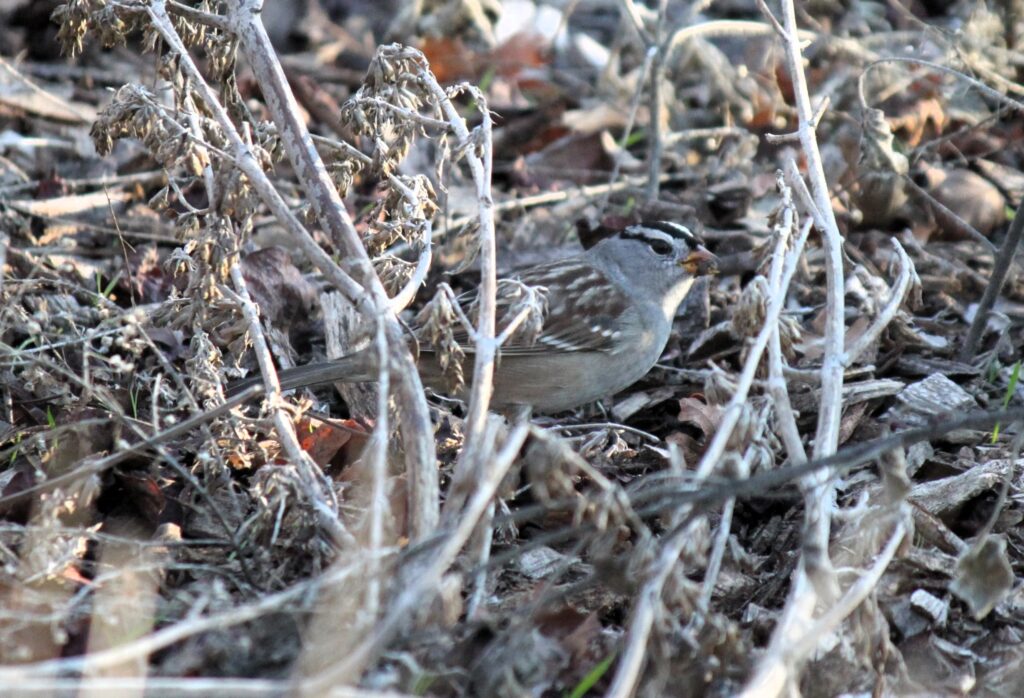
[844,239,917,367]
[365,317,392,619]
[859,57,1024,115]
[601,44,656,210]
[645,0,669,201]
[413,73,500,523]
[744,1,849,693]
[225,267,308,467]
[766,175,810,464]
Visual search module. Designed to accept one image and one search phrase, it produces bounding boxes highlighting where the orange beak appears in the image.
[682,245,719,276]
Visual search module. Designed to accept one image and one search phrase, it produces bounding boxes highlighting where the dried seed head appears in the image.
[731,276,768,339]
[415,286,466,394]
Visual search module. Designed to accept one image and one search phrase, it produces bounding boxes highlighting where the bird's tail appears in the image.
[226,352,375,397]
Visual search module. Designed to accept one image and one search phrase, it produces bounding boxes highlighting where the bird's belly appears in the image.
[489,347,660,413]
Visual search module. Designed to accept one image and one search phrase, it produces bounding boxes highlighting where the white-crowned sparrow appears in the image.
[235,221,717,412]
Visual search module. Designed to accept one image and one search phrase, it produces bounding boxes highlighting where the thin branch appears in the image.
[166,0,230,31]
[859,57,1024,115]
[844,239,917,367]
[365,316,392,619]
[768,189,811,469]
[415,75,500,523]
[224,267,307,466]
[902,174,998,254]
[601,44,656,210]
[745,1,848,692]
[645,0,669,201]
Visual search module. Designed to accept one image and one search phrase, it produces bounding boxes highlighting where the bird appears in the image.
[231,220,718,413]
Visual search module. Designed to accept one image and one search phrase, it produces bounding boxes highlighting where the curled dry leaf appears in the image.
[676,396,723,439]
[950,535,1014,620]
[853,107,910,227]
[669,396,723,465]
[888,96,946,148]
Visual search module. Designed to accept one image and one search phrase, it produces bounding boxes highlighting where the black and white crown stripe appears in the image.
[620,221,699,250]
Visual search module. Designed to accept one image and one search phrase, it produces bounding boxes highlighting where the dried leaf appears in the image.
[950,536,1014,620]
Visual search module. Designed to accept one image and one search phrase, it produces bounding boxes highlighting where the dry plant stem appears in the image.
[363,97,451,130]
[662,125,749,147]
[384,174,432,313]
[844,239,916,366]
[902,175,997,254]
[767,180,809,463]
[366,319,392,619]
[768,0,846,464]
[860,57,1024,115]
[0,168,168,196]
[466,413,528,619]
[0,564,362,681]
[416,72,500,522]
[625,407,1024,518]
[317,141,434,309]
[745,521,907,694]
[664,19,815,64]
[960,197,1024,361]
[601,44,656,210]
[606,514,708,698]
[0,232,7,296]
[765,96,829,144]
[693,453,748,625]
[301,421,530,690]
[616,0,652,44]
[746,3,850,692]
[695,208,812,482]
[399,65,499,609]
[607,196,812,698]
[466,499,496,618]
[166,0,229,31]
[439,173,687,238]
[613,9,785,200]
[218,0,438,536]
[142,7,366,313]
[0,55,93,124]
[226,266,307,467]
[645,0,669,201]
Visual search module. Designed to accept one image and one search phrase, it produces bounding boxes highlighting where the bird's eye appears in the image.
[648,239,673,255]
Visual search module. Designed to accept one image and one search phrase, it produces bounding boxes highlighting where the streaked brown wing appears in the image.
[444,259,632,355]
